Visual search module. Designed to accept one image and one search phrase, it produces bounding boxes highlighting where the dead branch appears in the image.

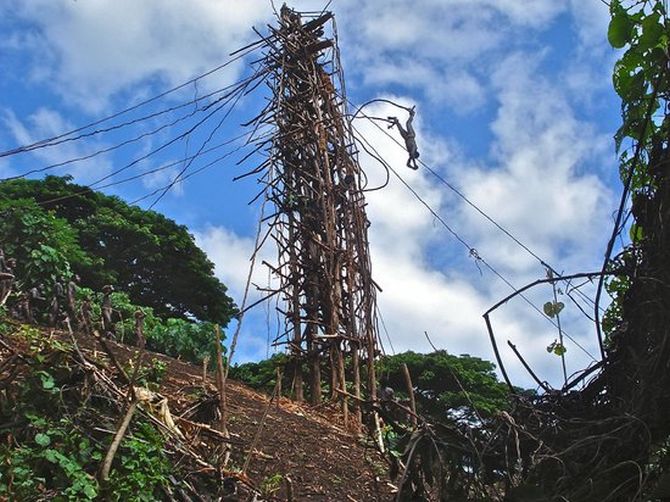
[99,399,138,482]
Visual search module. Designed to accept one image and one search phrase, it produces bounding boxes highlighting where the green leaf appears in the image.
[554,302,565,315]
[630,223,644,242]
[608,12,634,48]
[39,372,55,390]
[546,340,567,357]
[543,302,555,317]
[34,433,51,447]
[83,484,97,498]
[613,59,645,100]
[44,449,58,463]
[638,12,664,51]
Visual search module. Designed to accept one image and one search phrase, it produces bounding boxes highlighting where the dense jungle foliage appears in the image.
[0,175,236,325]
[0,177,230,367]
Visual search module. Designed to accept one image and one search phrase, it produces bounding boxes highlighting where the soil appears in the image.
[4,327,395,501]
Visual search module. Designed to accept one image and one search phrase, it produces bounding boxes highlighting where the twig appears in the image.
[507,341,551,393]
[285,474,294,501]
[242,372,281,474]
[424,331,438,352]
[401,363,417,427]
[201,355,209,385]
[214,325,228,434]
[99,399,138,481]
[94,330,129,383]
[484,271,609,392]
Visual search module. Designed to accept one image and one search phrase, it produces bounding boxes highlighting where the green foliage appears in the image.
[88,289,223,366]
[542,300,564,318]
[604,0,670,337]
[0,416,171,502]
[0,338,97,500]
[602,273,630,337]
[609,1,669,153]
[378,351,510,422]
[0,332,171,501]
[0,417,101,501]
[546,340,567,357]
[608,4,635,48]
[73,285,222,365]
[146,358,168,385]
[0,175,236,325]
[0,198,91,294]
[233,351,509,421]
[106,422,171,501]
[146,317,222,367]
[229,353,289,394]
[260,473,284,497]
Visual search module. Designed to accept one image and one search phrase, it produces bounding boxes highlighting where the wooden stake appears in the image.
[202,355,210,385]
[352,345,362,429]
[401,363,417,427]
[99,400,138,482]
[214,325,228,435]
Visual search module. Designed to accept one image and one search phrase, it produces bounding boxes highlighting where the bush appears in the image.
[0,331,172,501]
[0,199,92,295]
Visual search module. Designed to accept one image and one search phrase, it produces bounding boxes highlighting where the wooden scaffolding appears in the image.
[244,6,380,424]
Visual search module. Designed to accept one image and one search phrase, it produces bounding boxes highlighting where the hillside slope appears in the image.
[0,325,394,501]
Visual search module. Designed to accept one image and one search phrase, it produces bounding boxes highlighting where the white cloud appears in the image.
[3,107,113,182]
[194,225,271,302]
[337,0,568,113]
[455,53,614,274]
[564,1,618,108]
[569,0,610,48]
[4,0,272,112]
[194,223,281,363]
[362,59,486,112]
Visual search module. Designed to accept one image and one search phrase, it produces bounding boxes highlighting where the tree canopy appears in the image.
[0,176,236,325]
[230,350,510,422]
[377,350,510,421]
[0,198,91,296]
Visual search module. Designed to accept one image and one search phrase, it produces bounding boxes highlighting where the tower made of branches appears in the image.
[247,7,380,421]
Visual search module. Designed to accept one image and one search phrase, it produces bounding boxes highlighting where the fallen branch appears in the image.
[93,330,129,383]
[99,399,138,482]
[401,363,417,427]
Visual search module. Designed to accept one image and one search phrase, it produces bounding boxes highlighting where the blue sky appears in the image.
[0,1,623,389]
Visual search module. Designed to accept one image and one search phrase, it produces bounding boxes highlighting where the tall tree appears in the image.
[0,176,236,325]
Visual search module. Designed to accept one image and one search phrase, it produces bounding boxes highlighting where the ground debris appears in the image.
[0,326,392,500]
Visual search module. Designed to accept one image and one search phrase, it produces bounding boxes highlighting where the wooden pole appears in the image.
[99,400,138,482]
[202,355,210,386]
[352,343,362,428]
[215,325,228,434]
[401,363,417,427]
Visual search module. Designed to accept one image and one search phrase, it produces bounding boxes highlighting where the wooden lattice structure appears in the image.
[244,7,380,422]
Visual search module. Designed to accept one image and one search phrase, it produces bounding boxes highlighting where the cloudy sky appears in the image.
[0,0,623,389]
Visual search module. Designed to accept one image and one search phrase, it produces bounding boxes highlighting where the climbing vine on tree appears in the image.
[603,0,670,339]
